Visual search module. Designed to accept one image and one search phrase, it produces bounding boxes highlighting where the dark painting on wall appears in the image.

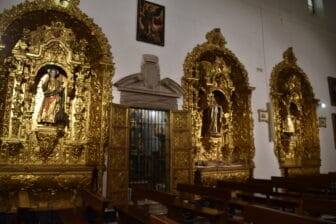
[137,0,165,46]
[328,76,336,106]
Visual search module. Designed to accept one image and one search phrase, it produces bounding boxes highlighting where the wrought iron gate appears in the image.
[108,105,192,204]
[129,108,169,191]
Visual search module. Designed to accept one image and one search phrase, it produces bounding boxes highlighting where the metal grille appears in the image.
[129,108,169,191]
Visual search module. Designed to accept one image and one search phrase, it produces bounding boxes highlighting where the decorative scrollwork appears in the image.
[35,127,63,161]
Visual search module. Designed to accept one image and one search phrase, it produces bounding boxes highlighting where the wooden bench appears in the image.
[116,204,178,224]
[217,179,303,214]
[271,175,336,198]
[15,189,111,224]
[231,178,336,219]
[132,187,226,224]
[301,197,336,220]
[149,215,179,224]
[116,205,146,224]
[176,183,231,209]
[17,207,89,224]
[82,189,112,224]
[242,204,335,224]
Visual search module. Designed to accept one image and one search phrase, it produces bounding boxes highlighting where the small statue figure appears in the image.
[209,94,222,133]
[202,93,222,136]
[283,104,296,134]
[284,114,295,133]
[37,68,67,125]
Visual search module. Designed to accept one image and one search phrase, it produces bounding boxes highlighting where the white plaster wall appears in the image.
[1,0,336,180]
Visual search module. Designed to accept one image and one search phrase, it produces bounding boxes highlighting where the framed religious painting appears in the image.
[328,76,336,106]
[137,0,165,46]
[258,109,269,122]
[318,117,326,128]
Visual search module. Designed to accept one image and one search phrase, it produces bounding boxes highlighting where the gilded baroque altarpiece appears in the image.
[0,0,114,211]
[270,48,320,176]
[182,28,255,184]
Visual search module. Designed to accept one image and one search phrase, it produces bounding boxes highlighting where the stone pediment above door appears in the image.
[115,54,183,110]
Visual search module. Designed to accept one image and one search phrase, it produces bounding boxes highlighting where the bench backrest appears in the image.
[132,187,176,205]
[177,183,230,200]
[244,204,330,224]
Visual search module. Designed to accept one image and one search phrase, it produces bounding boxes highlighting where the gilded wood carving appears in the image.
[107,104,129,205]
[270,47,320,176]
[0,0,114,211]
[182,28,255,183]
[170,110,192,192]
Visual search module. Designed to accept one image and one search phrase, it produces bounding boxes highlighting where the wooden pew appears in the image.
[131,186,176,208]
[242,204,334,224]
[217,180,302,213]
[217,180,274,196]
[301,197,336,220]
[82,189,111,224]
[176,183,231,209]
[131,187,226,224]
[271,175,336,197]
[116,205,146,224]
[116,204,178,224]
[249,177,336,200]
[15,189,111,224]
[175,183,255,224]
[230,178,336,219]
[175,181,336,223]
[17,207,89,224]
[149,215,179,224]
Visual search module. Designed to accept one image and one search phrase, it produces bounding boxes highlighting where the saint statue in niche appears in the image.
[37,68,68,126]
[209,94,222,133]
[282,75,301,135]
[202,93,223,136]
[283,114,295,133]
